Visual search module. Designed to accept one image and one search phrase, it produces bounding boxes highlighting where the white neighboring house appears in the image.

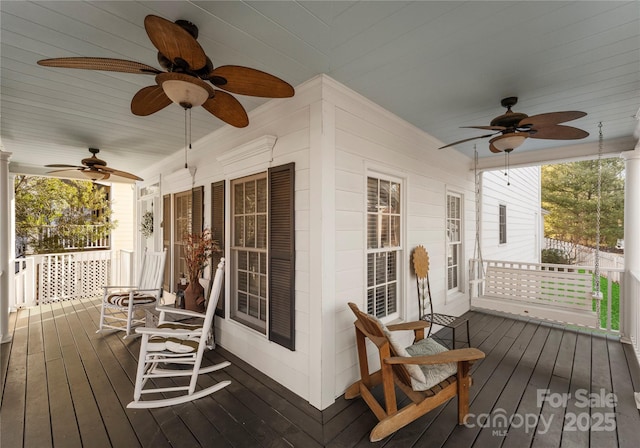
[136,74,541,411]
[480,167,542,263]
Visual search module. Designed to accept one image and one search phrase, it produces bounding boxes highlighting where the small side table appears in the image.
[422,312,470,350]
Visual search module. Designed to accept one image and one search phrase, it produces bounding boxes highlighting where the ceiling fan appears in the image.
[439,97,589,153]
[46,148,143,182]
[37,15,295,128]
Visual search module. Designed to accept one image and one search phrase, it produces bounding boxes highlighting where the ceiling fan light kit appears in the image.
[157,72,213,109]
[489,133,527,153]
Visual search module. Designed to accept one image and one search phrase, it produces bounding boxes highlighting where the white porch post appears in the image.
[622,131,640,342]
[1,149,12,343]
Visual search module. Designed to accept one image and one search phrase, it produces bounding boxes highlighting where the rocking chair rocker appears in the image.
[345,302,484,441]
[127,258,230,409]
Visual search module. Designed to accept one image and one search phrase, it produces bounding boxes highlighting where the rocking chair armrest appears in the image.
[155,306,206,319]
[103,285,139,290]
[384,348,485,367]
[135,326,202,337]
[386,321,430,332]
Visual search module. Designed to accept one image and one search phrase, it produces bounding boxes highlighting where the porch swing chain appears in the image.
[472,146,485,294]
[594,122,603,322]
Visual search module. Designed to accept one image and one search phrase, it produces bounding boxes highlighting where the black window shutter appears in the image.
[211,181,226,317]
[191,186,204,234]
[268,163,295,350]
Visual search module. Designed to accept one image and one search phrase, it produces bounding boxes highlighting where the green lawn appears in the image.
[593,275,620,330]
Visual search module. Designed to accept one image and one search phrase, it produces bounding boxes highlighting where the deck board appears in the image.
[2,299,639,447]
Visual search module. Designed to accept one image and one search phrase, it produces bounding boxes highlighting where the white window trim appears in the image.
[499,204,507,245]
[364,169,406,323]
[445,190,464,298]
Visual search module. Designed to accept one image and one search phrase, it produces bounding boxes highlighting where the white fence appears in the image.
[544,238,624,281]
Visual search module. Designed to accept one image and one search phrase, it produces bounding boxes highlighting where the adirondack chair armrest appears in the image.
[135,326,202,337]
[385,348,485,367]
[386,321,431,332]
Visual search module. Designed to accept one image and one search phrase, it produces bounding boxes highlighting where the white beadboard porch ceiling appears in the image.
[2,1,639,179]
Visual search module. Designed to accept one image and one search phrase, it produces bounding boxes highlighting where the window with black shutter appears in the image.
[211,181,225,317]
[229,163,295,350]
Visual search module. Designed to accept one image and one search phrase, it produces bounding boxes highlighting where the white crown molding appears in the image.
[217,135,277,173]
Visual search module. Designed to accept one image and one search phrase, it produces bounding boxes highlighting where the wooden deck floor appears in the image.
[2,297,640,447]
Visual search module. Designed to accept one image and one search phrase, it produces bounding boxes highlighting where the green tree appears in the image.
[542,158,624,249]
[15,176,117,254]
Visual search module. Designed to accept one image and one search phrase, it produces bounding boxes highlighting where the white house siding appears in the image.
[137,75,477,410]
[481,167,541,263]
[109,182,135,282]
[322,78,476,405]
[138,78,318,407]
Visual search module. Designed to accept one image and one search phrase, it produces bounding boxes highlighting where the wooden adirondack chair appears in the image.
[345,302,485,442]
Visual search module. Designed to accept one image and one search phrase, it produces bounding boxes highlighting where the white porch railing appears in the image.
[469,259,623,333]
[12,250,137,306]
[37,224,110,250]
[35,251,112,303]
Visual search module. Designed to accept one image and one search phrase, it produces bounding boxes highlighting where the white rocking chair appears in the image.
[98,249,167,337]
[127,258,230,409]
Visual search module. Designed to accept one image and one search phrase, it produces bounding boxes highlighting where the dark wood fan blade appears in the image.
[38,57,160,74]
[106,168,143,181]
[45,164,83,169]
[439,132,500,149]
[529,125,589,140]
[144,15,207,71]
[131,85,172,116]
[461,125,506,131]
[202,90,249,128]
[519,111,587,127]
[209,65,294,98]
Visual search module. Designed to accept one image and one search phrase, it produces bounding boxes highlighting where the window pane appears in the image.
[238,251,247,270]
[389,182,400,214]
[367,289,375,315]
[234,216,244,246]
[257,178,267,213]
[238,271,248,292]
[390,215,400,247]
[234,183,244,214]
[238,292,247,313]
[245,181,256,213]
[367,178,378,212]
[260,253,266,274]
[256,215,267,249]
[246,215,256,247]
[381,215,390,248]
[249,273,259,295]
[249,296,259,318]
[367,253,374,287]
[387,252,396,281]
[387,284,397,314]
[249,251,259,273]
[376,253,386,285]
[367,214,378,249]
[379,180,390,210]
[259,299,266,322]
[375,287,386,317]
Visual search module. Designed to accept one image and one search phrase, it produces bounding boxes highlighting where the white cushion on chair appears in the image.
[405,338,457,391]
[146,335,200,353]
[371,314,457,391]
